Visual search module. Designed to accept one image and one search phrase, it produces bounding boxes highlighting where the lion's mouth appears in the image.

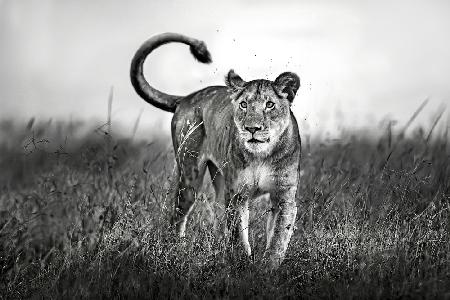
[248,138,268,143]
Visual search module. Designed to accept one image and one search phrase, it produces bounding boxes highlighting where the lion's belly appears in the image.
[234,162,275,196]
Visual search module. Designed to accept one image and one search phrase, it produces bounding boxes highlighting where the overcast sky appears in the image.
[0,0,449,137]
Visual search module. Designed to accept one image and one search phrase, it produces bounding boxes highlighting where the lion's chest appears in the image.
[234,162,275,195]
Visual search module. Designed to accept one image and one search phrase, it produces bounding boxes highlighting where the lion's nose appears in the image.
[245,126,262,134]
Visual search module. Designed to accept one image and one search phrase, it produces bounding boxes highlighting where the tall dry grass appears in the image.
[0,111,449,299]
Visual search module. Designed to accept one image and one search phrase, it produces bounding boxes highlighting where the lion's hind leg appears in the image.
[207,161,224,203]
[171,159,207,238]
[170,113,207,237]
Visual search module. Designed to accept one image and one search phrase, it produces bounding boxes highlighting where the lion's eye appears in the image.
[266,101,275,109]
[239,101,247,109]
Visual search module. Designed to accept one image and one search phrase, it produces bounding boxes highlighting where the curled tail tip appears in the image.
[190,41,212,64]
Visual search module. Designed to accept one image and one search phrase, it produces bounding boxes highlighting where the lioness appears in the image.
[130,33,301,269]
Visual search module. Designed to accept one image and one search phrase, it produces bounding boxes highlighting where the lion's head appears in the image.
[226,70,300,156]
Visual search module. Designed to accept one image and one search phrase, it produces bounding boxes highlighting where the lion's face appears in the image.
[231,82,291,155]
[226,70,300,156]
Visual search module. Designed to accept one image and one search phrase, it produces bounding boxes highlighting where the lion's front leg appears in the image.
[265,186,297,269]
[224,189,252,257]
[265,204,280,250]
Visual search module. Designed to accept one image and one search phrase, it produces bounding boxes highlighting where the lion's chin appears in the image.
[244,140,272,155]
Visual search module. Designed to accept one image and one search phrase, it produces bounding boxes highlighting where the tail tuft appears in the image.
[190,41,212,64]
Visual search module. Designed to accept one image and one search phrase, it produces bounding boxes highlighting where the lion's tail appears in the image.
[130,32,212,113]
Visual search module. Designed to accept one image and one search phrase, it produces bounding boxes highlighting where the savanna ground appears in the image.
[0,109,449,299]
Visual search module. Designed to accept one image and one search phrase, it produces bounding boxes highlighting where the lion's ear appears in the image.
[274,72,300,102]
[225,69,246,90]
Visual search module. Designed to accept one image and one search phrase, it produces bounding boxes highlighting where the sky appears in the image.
[0,0,449,138]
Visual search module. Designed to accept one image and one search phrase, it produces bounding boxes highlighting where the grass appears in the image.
[0,116,449,299]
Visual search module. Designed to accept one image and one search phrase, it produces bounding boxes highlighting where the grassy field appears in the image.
[0,116,449,299]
